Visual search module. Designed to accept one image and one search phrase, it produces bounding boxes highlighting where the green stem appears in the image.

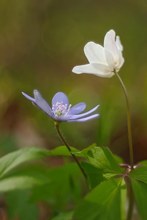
[114,71,134,169]
[125,176,134,220]
[55,122,88,182]
[114,71,134,220]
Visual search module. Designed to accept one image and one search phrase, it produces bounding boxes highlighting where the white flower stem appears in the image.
[114,71,134,169]
[54,122,88,183]
[114,71,134,220]
[125,176,134,220]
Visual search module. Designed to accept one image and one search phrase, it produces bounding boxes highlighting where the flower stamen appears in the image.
[52,102,71,117]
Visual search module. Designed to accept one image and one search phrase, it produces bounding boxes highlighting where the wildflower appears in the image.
[72,29,124,78]
[22,90,99,122]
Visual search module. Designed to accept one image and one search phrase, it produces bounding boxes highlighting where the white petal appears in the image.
[104,49,115,69]
[92,63,114,77]
[84,41,106,63]
[117,52,125,70]
[72,63,114,78]
[116,36,123,51]
[104,30,119,61]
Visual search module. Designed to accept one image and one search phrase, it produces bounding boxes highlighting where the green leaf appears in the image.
[31,163,82,209]
[74,144,98,158]
[0,164,50,192]
[51,212,73,220]
[0,147,49,178]
[0,176,45,192]
[49,146,79,156]
[73,178,125,220]
[6,190,39,220]
[81,162,105,188]
[130,163,147,184]
[73,200,100,220]
[86,146,122,174]
[131,179,147,220]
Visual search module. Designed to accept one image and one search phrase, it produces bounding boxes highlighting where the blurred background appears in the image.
[0,0,146,219]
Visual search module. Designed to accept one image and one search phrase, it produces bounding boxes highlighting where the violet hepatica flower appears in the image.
[72,29,124,78]
[22,90,99,122]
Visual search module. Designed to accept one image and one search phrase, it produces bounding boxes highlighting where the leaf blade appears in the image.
[0,147,49,178]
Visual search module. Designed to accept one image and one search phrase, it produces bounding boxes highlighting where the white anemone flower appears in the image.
[72,29,124,78]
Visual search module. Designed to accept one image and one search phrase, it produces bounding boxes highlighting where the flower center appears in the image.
[52,102,71,117]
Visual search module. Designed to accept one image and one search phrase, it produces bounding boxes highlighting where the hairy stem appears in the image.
[55,122,87,182]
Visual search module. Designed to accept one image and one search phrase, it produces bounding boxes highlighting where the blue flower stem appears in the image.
[55,122,88,183]
[114,71,134,220]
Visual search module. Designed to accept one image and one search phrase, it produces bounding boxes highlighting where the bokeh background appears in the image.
[0,0,147,219]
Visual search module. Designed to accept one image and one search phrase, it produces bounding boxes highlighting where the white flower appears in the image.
[72,29,124,78]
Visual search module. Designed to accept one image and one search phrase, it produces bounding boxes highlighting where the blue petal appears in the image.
[67,105,99,120]
[22,92,35,102]
[69,102,86,115]
[68,114,99,122]
[33,90,53,116]
[52,92,69,106]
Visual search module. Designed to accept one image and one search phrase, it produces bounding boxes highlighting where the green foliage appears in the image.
[6,190,39,220]
[50,145,126,219]
[131,180,147,220]
[0,147,49,178]
[49,145,78,156]
[31,163,82,210]
[130,163,147,184]
[73,179,125,220]
[84,146,123,173]
[0,145,147,220]
[49,145,123,174]
[81,162,105,188]
[51,212,73,220]
[48,145,123,185]
[0,147,49,191]
[0,165,50,192]
[130,161,147,220]
[0,175,44,192]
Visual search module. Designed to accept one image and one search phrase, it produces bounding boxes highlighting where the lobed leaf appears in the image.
[86,146,123,174]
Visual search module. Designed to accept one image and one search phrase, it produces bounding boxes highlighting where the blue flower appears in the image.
[22,90,99,122]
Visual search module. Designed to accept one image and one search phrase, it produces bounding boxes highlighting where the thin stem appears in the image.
[114,71,134,169]
[54,122,88,182]
[125,176,134,220]
[114,71,134,220]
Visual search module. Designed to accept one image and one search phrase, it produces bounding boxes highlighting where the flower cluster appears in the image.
[22,90,99,122]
